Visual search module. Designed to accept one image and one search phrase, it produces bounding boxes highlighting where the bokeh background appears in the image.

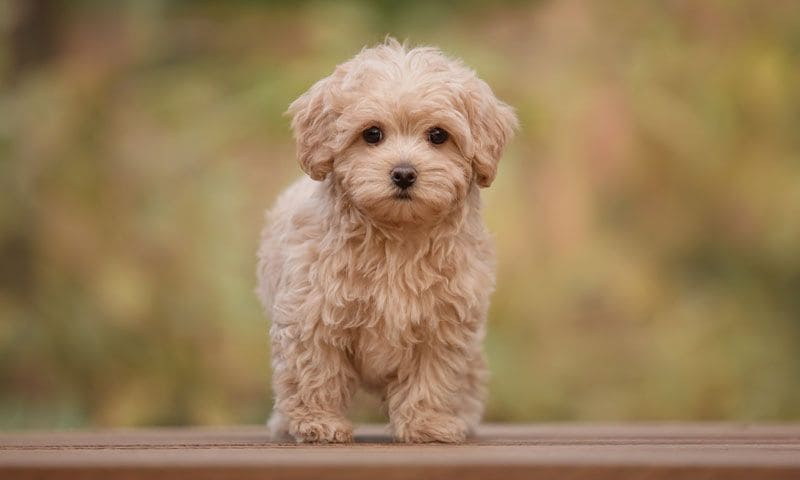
[2,0,799,429]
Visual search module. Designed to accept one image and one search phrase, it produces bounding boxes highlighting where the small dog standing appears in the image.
[257,38,517,443]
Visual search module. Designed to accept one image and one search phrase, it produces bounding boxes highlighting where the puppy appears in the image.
[257,38,517,443]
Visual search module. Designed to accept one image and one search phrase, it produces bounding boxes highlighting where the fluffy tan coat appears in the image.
[257,39,517,443]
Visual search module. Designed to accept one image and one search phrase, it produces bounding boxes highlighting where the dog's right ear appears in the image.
[287,77,338,181]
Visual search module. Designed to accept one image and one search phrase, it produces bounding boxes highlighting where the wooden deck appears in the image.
[1,424,799,479]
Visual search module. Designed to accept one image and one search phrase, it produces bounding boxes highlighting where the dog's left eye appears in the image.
[427,127,449,145]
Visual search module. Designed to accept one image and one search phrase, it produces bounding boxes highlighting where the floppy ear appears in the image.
[462,80,518,188]
[287,76,339,181]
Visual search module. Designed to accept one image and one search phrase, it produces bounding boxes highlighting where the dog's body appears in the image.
[257,39,516,443]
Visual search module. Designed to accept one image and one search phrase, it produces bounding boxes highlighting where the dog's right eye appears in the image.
[362,126,383,144]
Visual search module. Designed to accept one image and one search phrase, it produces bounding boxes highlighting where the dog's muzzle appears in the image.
[390,163,417,190]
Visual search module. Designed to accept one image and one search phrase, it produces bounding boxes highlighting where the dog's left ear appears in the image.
[287,76,338,181]
[462,80,518,188]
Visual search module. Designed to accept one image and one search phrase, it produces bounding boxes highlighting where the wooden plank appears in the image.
[1,424,799,479]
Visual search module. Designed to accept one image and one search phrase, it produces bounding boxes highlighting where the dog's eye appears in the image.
[427,127,449,145]
[362,126,383,144]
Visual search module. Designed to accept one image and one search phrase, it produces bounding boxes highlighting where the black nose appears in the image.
[390,164,417,189]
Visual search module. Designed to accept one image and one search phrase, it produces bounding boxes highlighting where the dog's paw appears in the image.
[267,412,291,441]
[393,413,467,444]
[290,416,353,444]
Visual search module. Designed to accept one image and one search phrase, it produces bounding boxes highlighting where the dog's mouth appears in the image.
[394,190,412,201]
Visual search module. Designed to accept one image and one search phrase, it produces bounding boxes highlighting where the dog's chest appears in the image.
[341,263,446,338]
[314,230,492,385]
[327,249,471,385]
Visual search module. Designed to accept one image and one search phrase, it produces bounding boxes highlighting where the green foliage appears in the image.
[1,0,799,428]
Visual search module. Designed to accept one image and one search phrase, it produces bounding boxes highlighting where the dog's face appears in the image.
[288,39,517,225]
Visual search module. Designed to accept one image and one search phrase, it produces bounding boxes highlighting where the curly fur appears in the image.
[256,38,517,443]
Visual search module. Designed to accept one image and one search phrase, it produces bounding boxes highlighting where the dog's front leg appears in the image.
[268,334,358,443]
[387,341,475,443]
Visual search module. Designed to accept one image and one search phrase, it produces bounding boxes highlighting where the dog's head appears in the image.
[288,38,517,224]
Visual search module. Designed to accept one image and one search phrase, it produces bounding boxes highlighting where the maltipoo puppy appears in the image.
[257,38,517,443]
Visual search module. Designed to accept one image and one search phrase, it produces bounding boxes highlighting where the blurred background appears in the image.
[1,0,799,429]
